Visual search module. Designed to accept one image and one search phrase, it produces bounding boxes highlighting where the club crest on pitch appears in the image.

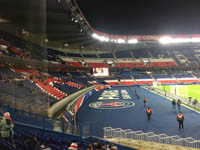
[89,100,135,109]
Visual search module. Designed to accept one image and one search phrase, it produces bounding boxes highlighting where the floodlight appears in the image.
[160,36,200,44]
[99,36,109,42]
[192,38,200,43]
[92,33,109,42]
[117,39,125,43]
[128,39,138,44]
[159,37,173,44]
[92,33,98,39]
[64,43,69,47]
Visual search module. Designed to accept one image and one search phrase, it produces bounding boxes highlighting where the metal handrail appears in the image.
[104,127,200,149]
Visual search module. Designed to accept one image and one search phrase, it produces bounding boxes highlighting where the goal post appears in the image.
[176,85,188,97]
[170,85,188,97]
[152,81,161,88]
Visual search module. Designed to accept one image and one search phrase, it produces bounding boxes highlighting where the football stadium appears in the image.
[0,0,200,149]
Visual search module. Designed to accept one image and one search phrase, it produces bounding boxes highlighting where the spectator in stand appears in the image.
[172,99,176,110]
[40,144,51,150]
[85,146,91,150]
[111,145,118,150]
[0,112,14,144]
[177,99,182,110]
[25,136,41,150]
[93,142,101,150]
[101,143,106,150]
[85,144,93,150]
[68,142,78,150]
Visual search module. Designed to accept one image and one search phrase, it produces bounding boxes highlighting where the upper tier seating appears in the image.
[133,75,152,79]
[67,53,82,57]
[174,74,194,78]
[0,31,26,49]
[98,53,114,58]
[82,53,98,58]
[67,61,83,67]
[87,62,109,68]
[154,74,172,79]
[149,48,170,58]
[115,50,132,58]
[131,49,150,58]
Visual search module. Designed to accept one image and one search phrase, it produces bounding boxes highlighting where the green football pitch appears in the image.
[157,84,200,102]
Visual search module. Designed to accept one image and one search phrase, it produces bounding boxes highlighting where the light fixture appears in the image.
[117,39,125,43]
[159,36,200,44]
[44,38,48,43]
[128,39,138,44]
[64,43,69,47]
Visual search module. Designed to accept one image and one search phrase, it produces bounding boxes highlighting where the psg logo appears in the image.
[89,100,135,109]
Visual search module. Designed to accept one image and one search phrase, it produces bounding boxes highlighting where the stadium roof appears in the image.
[77,0,200,35]
[0,0,200,52]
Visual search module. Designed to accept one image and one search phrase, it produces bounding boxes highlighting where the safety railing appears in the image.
[104,127,200,149]
[0,104,91,138]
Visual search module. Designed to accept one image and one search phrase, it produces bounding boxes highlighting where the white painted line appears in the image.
[143,86,200,114]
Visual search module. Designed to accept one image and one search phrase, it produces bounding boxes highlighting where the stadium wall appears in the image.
[74,85,107,115]
[47,85,100,118]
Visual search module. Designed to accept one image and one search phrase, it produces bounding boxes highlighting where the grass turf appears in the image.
[157,85,200,102]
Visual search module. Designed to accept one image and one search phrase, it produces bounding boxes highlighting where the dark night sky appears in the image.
[76,0,200,35]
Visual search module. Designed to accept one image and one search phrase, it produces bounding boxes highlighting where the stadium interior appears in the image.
[0,0,200,150]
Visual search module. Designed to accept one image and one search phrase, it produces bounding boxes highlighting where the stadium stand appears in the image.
[115,50,132,58]
[82,53,98,58]
[149,47,170,58]
[98,52,114,58]
[131,48,150,58]
[1,0,200,149]
[67,53,82,58]
[0,103,134,150]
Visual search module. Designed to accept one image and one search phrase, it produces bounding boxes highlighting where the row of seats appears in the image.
[54,83,78,95]
[0,81,49,114]
[67,61,177,68]
[36,81,67,100]
[1,31,200,69]
[8,68,85,102]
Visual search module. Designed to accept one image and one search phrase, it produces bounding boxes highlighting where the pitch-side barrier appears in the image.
[104,127,200,148]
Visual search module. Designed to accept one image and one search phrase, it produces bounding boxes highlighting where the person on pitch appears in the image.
[144,97,147,107]
[146,107,152,120]
[177,112,184,130]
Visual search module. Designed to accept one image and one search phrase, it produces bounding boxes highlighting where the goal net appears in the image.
[170,85,188,97]
[153,81,161,88]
